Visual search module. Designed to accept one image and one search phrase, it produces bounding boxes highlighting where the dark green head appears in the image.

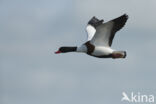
[55,47,77,54]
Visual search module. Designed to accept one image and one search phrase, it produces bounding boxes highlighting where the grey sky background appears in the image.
[0,0,156,104]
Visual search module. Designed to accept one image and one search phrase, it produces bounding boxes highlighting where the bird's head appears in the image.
[55,47,77,54]
[55,47,67,54]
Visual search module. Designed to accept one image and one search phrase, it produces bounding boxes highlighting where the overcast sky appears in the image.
[1,0,156,104]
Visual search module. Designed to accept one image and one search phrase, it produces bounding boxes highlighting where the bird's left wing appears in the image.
[86,16,103,41]
[86,24,96,41]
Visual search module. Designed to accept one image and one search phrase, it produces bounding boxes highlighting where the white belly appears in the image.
[92,46,114,56]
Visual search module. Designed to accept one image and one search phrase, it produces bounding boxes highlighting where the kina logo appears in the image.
[121,92,154,103]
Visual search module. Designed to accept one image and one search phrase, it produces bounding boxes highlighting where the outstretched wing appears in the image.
[86,24,96,41]
[90,14,128,47]
[86,16,104,41]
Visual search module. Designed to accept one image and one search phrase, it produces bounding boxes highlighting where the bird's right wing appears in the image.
[90,14,128,47]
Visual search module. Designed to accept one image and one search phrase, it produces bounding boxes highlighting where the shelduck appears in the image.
[55,14,128,59]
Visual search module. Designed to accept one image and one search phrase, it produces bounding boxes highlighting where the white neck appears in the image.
[76,44,87,53]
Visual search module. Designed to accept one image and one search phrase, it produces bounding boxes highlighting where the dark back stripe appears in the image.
[85,41,95,55]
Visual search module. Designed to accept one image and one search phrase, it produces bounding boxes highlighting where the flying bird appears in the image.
[55,14,128,59]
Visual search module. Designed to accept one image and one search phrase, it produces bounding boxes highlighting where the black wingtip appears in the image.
[108,14,129,46]
[123,14,129,19]
[112,14,129,30]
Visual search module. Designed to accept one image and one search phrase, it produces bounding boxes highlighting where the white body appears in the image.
[77,44,114,56]
[92,46,114,56]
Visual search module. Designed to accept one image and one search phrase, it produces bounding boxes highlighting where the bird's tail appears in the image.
[112,51,126,59]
